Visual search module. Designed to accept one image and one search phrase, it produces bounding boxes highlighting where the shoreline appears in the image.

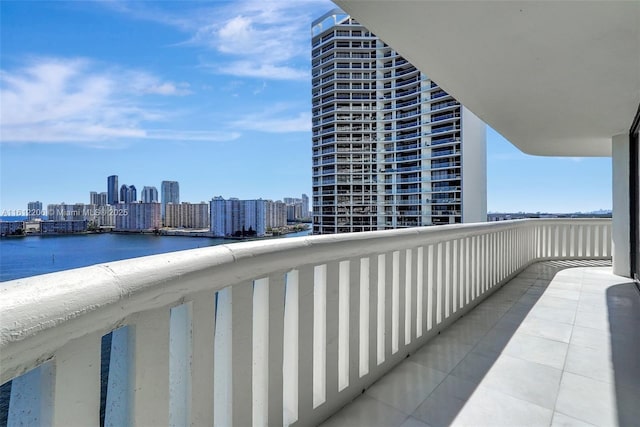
[1,225,311,240]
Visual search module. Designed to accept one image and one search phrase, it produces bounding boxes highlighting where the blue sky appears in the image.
[0,1,612,214]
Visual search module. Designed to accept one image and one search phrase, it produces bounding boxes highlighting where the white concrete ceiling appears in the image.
[334,1,640,156]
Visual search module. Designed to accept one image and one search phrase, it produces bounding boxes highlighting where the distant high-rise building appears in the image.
[27,201,43,220]
[47,203,87,221]
[283,196,306,221]
[265,200,288,229]
[141,186,159,203]
[209,197,266,237]
[161,181,180,222]
[311,10,486,234]
[301,193,310,219]
[164,202,209,229]
[128,185,137,203]
[119,185,128,203]
[115,203,161,231]
[118,184,137,203]
[107,175,118,205]
[90,191,107,206]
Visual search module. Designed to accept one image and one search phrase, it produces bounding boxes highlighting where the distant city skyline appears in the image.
[0,1,612,215]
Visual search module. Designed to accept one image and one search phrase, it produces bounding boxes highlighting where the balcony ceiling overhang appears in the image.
[333,0,640,156]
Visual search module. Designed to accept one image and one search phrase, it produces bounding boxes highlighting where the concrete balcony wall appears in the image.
[0,219,611,426]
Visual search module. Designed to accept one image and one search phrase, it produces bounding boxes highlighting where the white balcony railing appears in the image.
[0,219,611,426]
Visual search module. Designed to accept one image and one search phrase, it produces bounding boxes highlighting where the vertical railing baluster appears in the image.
[457,239,464,310]
[233,282,253,427]
[170,303,192,427]
[444,241,452,318]
[296,266,314,424]
[435,243,444,325]
[283,270,300,427]
[369,254,382,369]
[359,257,372,378]
[578,225,584,257]
[451,240,458,315]
[426,244,436,332]
[405,248,415,345]
[336,261,350,393]
[325,262,340,403]
[480,234,486,294]
[416,247,425,337]
[391,251,401,355]
[267,273,285,427]
[252,278,269,427]
[376,254,387,365]
[349,258,362,385]
[475,235,481,298]
[130,307,171,426]
[313,265,327,409]
[52,332,101,427]
[191,293,215,427]
[465,237,471,305]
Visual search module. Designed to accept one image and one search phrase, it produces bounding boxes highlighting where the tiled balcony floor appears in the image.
[319,260,640,427]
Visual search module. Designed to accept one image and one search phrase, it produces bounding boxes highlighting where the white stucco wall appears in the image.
[612,133,631,277]
[461,107,487,223]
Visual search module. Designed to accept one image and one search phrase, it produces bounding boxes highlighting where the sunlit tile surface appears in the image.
[320,260,640,427]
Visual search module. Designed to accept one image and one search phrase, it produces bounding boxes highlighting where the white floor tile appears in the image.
[365,360,447,414]
[480,355,562,409]
[551,412,596,427]
[555,372,617,427]
[517,316,573,343]
[451,385,553,427]
[319,394,409,427]
[502,333,568,369]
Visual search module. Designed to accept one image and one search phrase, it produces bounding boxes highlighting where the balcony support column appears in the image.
[612,133,631,277]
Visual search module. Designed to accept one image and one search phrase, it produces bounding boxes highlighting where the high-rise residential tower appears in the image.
[311,10,486,234]
[141,186,159,203]
[27,201,43,220]
[301,193,310,219]
[107,175,118,205]
[89,191,107,206]
[161,180,180,222]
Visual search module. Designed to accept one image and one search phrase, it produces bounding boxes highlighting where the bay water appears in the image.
[0,229,311,425]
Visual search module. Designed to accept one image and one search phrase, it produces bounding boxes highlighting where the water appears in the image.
[0,230,311,282]
[0,229,311,425]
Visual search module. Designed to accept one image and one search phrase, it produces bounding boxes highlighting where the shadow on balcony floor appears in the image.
[319,259,640,427]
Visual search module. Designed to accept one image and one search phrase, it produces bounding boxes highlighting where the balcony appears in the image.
[321,258,639,427]
[2,219,634,427]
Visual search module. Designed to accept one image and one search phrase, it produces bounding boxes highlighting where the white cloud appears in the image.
[0,57,236,145]
[105,0,331,81]
[125,71,192,96]
[216,61,308,81]
[198,2,317,80]
[231,108,311,133]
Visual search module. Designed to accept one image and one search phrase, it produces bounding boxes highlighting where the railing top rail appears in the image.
[0,218,610,382]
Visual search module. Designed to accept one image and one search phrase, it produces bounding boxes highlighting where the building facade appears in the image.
[265,200,288,229]
[164,202,209,229]
[119,185,136,204]
[107,175,118,205]
[161,181,180,223]
[209,197,267,237]
[301,193,310,219]
[311,10,486,234]
[40,220,88,234]
[89,192,107,206]
[141,186,159,203]
[114,203,161,231]
[27,201,43,220]
[0,221,24,236]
